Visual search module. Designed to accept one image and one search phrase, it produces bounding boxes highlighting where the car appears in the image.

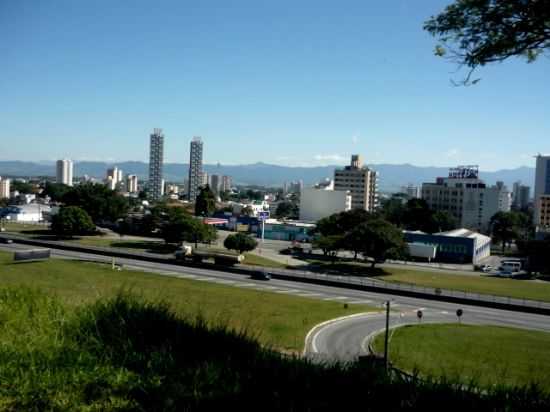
[481,265,493,273]
[0,238,13,244]
[251,271,271,281]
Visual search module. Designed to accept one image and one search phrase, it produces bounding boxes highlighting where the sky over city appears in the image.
[1,0,548,170]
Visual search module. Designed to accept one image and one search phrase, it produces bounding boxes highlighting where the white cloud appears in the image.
[313,154,348,163]
[445,148,460,158]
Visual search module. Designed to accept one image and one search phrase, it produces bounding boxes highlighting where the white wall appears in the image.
[299,187,351,222]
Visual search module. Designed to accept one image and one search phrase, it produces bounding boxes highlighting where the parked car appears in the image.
[251,271,271,281]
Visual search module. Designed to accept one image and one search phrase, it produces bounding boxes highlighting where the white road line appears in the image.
[323,296,349,301]
[194,277,214,281]
[297,293,323,297]
[177,274,198,279]
[348,300,373,305]
[237,283,256,287]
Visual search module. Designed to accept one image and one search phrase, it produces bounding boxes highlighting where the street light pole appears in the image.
[383,300,390,372]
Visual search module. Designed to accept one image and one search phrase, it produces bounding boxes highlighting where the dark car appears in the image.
[251,271,271,281]
[0,238,13,244]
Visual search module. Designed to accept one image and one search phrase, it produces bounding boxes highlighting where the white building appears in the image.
[401,184,421,199]
[127,175,138,193]
[0,177,10,199]
[210,174,220,195]
[422,166,512,232]
[4,204,51,223]
[334,154,378,211]
[165,184,179,195]
[56,159,73,186]
[221,175,232,192]
[300,180,351,222]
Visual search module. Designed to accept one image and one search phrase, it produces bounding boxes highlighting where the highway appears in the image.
[1,243,549,362]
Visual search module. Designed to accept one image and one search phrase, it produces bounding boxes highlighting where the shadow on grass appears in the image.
[289,259,390,278]
[110,241,178,255]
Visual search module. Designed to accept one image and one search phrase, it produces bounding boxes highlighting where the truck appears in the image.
[174,246,244,266]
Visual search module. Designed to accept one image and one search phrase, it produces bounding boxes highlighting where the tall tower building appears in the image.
[534,154,550,228]
[0,177,10,199]
[127,175,138,193]
[210,174,220,195]
[56,159,73,186]
[334,154,378,211]
[221,175,232,193]
[188,136,203,202]
[148,128,164,200]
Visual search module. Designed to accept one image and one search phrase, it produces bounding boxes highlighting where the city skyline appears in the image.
[1,1,548,171]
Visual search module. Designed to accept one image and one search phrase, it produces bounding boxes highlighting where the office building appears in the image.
[534,154,550,228]
[401,184,421,199]
[127,175,138,193]
[300,179,352,222]
[188,137,203,202]
[0,177,10,199]
[537,195,550,230]
[56,159,73,186]
[334,154,378,211]
[422,166,511,232]
[221,175,232,192]
[148,128,164,200]
[512,181,530,210]
[165,184,179,195]
[210,174,220,195]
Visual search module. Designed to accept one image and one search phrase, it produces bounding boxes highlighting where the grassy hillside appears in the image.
[0,251,372,351]
[0,289,548,411]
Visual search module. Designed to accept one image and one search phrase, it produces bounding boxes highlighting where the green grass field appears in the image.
[372,323,550,390]
[0,251,373,351]
[305,259,550,302]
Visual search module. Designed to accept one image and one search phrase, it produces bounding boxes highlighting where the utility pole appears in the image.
[383,300,390,372]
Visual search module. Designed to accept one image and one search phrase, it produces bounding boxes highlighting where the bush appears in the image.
[51,206,96,237]
[224,233,258,254]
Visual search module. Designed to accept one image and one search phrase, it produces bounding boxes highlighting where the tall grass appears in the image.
[0,287,548,411]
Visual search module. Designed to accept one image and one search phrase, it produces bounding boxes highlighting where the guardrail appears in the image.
[2,234,550,316]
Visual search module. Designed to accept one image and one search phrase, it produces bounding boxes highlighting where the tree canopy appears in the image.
[51,206,96,238]
[224,233,258,254]
[425,0,550,84]
[358,218,409,268]
[62,183,129,224]
[195,185,216,217]
[42,182,71,202]
[274,201,298,219]
[161,208,217,246]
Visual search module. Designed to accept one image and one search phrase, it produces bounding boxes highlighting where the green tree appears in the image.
[195,185,216,217]
[313,235,343,263]
[275,201,298,219]
[51,206,95,238]
[359,219,408,268]
[62,183,129,224]
[431,211,458,233]
[490,211,521,253]
[424,0,550,85]
[161,210,217,247]
[41,182,70,201]
[11,181,34,194]
[240,206,254,217]
[403,199,435,232]
[224,233,258,254]
[380,197,407,227]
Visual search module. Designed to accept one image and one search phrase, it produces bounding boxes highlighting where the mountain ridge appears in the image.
[0,160,535,192]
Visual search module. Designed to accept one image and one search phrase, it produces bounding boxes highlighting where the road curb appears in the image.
[302,311,380,357]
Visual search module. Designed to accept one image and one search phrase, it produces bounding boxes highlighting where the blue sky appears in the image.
[1,0,548,170]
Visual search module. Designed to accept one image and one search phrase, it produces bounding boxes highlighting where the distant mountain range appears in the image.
[0,160,535,192]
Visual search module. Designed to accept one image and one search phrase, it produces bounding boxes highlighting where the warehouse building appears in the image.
[404,228,491,264]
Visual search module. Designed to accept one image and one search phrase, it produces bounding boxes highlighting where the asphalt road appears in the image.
[1,243,549,363]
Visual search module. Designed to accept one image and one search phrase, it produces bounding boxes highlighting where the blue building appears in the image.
[404,228,491,264]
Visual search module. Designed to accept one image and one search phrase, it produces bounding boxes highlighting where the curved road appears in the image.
[1,243,549,362]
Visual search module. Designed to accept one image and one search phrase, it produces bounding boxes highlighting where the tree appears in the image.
[359,219,408,268]
[41,182,70,201]
[402,199,434,232]
[195,185,216,217]
[240,206,254,217]
[275,201,298,219]
[11,180,34,194]
[312,235,343,263]
[490,211,521,253]
[424,0,550,85]
[62,183,129,224]
[432,211,458,233]
[224,233,258,254]
[161,210,217,247]
[51,206,95,238]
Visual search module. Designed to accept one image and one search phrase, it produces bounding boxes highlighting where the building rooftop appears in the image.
[438,228,491,242]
